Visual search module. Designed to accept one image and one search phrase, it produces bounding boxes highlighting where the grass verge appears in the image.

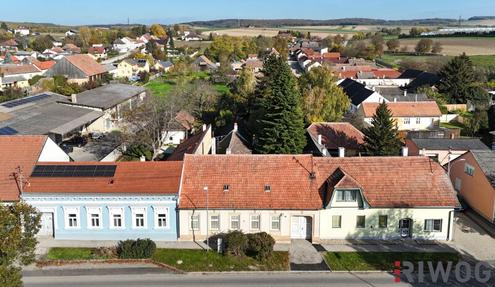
[323,252,460,271]
[46,247,110,260]
[152,249,289,272]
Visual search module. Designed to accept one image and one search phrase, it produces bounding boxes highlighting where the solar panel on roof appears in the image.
[31,165,117,177]
[0,126,18,135]
[1,94,51,108]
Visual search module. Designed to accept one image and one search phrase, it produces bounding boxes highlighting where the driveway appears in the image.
[452,212,495,266]
[289,240,328,271]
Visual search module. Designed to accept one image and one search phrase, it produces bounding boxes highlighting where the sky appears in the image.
[0,0,493,26]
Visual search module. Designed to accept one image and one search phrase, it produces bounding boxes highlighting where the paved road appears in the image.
[23,272,495,287]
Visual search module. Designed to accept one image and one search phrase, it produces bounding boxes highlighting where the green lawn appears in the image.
[145,79,174,97]
[152,249,289,272]
[214,83,230,95]
[440,122,465,129]
[46,248,110,260]
[324,252,460,271]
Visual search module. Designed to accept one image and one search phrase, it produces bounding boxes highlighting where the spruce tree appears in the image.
[363,102,401,156]
[253,55,306,154]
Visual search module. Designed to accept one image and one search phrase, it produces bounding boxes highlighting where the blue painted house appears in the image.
[23,161,182,241]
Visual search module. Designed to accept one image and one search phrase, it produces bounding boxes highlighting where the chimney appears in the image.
[338,147,345,158]
[211,137,216,155]
[394,97,397,103]
[403,90,407,97]
[202,124,207,132]
[71,94,77,103]
[139,155,146,162]
[233,122,238,132]
[226,148,232,155]
[322,148,328,156]
[317,134,322,145]
[402,146,409,157]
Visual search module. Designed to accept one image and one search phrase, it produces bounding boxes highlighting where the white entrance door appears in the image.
[291,216,308,239]
[39,212,54,237]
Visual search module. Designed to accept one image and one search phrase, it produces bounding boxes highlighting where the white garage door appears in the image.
[291,216,309,239]
[39,212,54,237]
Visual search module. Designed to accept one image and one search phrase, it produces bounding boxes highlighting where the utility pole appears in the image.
[13,166,29,197]
[447,148,452,176]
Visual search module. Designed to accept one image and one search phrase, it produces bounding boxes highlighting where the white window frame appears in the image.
[86,207,102,230]
[415,117,421,124]
[270,215,281,231]
[332,215,341,228]
[403,118,410,125]
[109,207,125,229]
[64,207,80,229]
[154,207,169,229]
[131,207,147,229]
[424,219,442,232]
[190,214,200,231]
[210,214,220,231]
[464,164,475,176]
[336,190,357,202]
[250,214,260,230]
[356,215,366,228]
[230,215,240,230]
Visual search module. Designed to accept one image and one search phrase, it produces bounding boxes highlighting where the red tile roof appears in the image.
[63,54,107,77]
[32,60,55,70]
[362,102,442,118]
[0,64,40,76]
[0,136,47,202]
[88,46,105,54]
[178,155,459,209]
[307,122,364,150]
[25,161,183,195]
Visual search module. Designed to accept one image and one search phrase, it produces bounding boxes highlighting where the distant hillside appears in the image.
[184,18,460,28]
[468,16,495,21]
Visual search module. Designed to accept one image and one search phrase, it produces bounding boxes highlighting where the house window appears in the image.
[210,215,220,230]
[424,219,442,232]
[109,207,124,229]
[154,207,169,229]
[135,214,145,228]
[223,184,230,192]
[379,215,388,228]
[68,214,78,228]
[132,207,146,229]
[190,214,200,231]
[230,215,240,230]
[271,215,280,231]
[332,215,341,228]
[454,178,462,192]
[264,185,271,192]
[464,164,475,176]
[356,216,366,228]
[416,117,421,124]
[336,190,357,202]
[64,208,79,229]
[404,118,411,125]
[250,215,260,230]
[90,213,100,228]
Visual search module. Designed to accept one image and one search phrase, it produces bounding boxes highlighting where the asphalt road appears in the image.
[23,272,495,287]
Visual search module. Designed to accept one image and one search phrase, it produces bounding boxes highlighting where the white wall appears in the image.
[178,209,320,243]
[38,138,70,162]
[356,78,411,87]
[320,208,454,241]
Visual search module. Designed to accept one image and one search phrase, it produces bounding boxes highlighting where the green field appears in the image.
[152,249,289,272]
[377,53,495,69]
[145,80,174,97]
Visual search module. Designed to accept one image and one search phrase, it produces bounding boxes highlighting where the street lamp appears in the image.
[203,185,209,251]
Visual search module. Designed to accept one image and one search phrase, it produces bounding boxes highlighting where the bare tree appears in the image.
[120,93,184,161]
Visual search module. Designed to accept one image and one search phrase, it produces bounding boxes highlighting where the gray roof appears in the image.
[0,92,103,136]
[411,138,490,151]
[471,150,495,187]
[159,60,173,68]
[216,130,252,155]
[68,84,146,109]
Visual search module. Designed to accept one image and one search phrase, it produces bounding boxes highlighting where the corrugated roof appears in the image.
[411,138,489,151]
[68,84,146,109]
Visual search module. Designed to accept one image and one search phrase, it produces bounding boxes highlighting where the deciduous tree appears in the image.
[414,38,433,54]
[386,39,400,52]
[299,66,350,123]
[150,24,166,37]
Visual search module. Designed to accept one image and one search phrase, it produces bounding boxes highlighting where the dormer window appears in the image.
[264,185,271,193]
[336,190,357,202]
[223,184,230,192]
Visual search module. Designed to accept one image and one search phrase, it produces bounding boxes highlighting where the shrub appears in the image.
[223,230,248,257]
[93,247,117,259]
[246,232,275,260]
[117,238,156,259]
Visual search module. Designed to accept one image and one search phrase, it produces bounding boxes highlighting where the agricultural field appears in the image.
[398,37,495,56]
[378,53,495,69]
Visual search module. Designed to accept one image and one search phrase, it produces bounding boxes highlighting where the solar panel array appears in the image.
[0,126,18,135]
[1,94,51,108]
[31,165,117,177]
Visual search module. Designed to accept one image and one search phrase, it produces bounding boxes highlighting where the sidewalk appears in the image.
[320,239,457,253]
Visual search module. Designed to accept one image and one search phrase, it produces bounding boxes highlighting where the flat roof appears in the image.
[68,84,146,109]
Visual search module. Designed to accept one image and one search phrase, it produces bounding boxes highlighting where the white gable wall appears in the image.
[38,138,70,162]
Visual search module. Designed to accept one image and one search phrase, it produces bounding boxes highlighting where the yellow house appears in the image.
[115,60,134,79]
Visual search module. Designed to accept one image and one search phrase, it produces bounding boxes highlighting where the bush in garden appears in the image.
[223,230,248,257]
[246,232,275,260]
[117,238,156,259]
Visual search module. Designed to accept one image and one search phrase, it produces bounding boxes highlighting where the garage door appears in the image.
[291,216,310,239]
[39,212,54,237]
